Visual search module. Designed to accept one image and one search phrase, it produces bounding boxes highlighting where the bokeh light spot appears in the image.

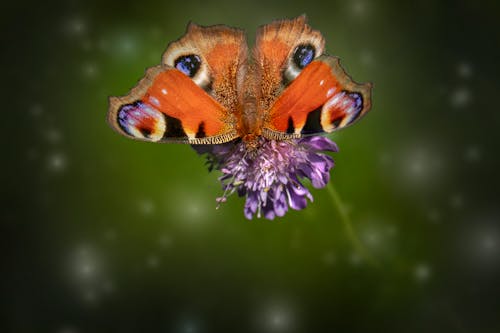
[450,86,471,108]
[414,263,432,283]
[47,152,67,172]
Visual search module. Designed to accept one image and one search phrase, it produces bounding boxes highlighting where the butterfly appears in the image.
[108,15,372,147]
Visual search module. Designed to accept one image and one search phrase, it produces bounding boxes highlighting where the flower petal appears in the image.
[300,136,339,152]
[244,192,259,219]
[286,183,310,210]
[194,136,337,220]
[274,192,288,217]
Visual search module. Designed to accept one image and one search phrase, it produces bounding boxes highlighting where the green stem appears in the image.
[327,182,378,266]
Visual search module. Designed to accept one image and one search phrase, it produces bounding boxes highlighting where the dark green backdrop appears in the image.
[3,0,499,332]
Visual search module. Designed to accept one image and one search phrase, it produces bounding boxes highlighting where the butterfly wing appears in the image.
[254,15,325,113]
[108,66,238,144]
[254,16,372,139]
[108,23,247,144]
[263,55,372,139]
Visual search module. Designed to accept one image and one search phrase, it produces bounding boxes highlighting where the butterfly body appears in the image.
[108,16,372,146]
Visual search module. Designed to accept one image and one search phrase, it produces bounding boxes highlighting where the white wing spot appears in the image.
[326,87,336,98]
[149,96,160,107]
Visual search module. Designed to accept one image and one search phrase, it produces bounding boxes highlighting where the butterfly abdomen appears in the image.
[239,96,262,139]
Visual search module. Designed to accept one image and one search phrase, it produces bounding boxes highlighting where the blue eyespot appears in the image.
[174,54,201,78]
[348,92,363,111]
[293,44,315,69]
[346,92,364,124]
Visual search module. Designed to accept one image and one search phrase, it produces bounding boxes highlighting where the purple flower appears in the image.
[193,136,338,220]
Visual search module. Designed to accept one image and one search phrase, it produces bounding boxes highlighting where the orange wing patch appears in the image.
[108,66,238,144]
[262,55,372,139]
[144,69,224,137]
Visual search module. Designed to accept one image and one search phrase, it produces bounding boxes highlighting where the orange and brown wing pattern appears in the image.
[254,15,325,111]
[162,23,248,114]
[108,66,238,144]
[108,22,248,144]
[262,55,372,139]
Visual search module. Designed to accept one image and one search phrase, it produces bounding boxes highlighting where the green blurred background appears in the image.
[3,0,500,332]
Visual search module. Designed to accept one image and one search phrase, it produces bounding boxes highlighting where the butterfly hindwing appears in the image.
[162,23,248,120]
[262,55,372,139]
[254,15,325,112]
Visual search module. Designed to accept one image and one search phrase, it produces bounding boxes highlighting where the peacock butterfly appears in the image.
[108,15,372,147]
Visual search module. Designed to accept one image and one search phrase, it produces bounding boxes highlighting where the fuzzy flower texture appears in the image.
[194,136,338,220]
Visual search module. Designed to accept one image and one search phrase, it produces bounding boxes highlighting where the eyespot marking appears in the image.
[332,117,342,128]
[117,101,166,141]
[283,44,318,83]
[174,54,201,78]
[345,92,364,124]
[293,44,316,69]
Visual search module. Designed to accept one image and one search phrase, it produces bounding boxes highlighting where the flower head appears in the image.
[193,136,338,220]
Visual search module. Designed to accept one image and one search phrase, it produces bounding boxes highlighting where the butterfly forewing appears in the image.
[108,66,238,144]
[262,55,372,139]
